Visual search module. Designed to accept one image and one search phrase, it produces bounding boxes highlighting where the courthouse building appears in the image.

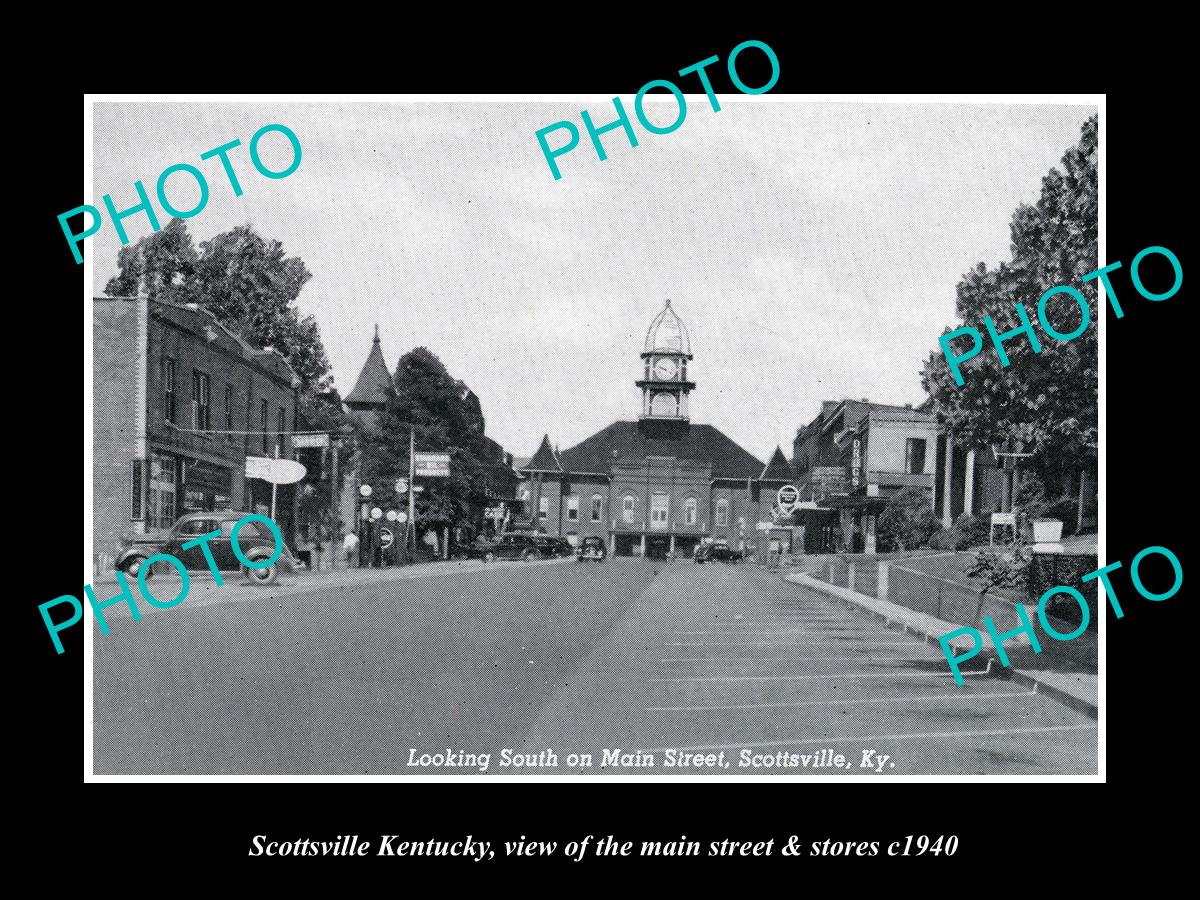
[518,300,794,559]
[93,296,300,571]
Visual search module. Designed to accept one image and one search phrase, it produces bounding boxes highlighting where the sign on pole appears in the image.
[395,478,409,494]
[379,528,394,549]
[776,484,800,512]
[245,457,307,485]
[414,452,451,477]
[291,433,330,449]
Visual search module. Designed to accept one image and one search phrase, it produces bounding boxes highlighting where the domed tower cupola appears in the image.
[638,299,694,423]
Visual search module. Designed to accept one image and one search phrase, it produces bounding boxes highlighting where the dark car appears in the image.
[465,536,500,560]
[114,511,296,586]
[486,533,542,562]
[533,535,574,558]
[695,543,742,564]
[576,535,607,561]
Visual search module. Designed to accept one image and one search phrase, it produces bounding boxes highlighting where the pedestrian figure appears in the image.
[343,531,360,568]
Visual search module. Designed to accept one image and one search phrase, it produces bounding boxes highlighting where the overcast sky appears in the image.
[92,100,1094,465]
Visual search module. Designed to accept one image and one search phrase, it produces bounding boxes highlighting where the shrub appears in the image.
[877,486,941,552]
[951,513,989,549]
[928,529,957,550]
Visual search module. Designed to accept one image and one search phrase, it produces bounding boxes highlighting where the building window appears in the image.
[905,438,927,474]
[591,494,603,522]
[224,385,234,434]
[651,392,678,417]
[260,399,269,454]
[130,459,144,521]
[162,358,176,423]
[191,370,210,431]
[715,499,729,527]
[685,497,697,526]
[566,495,578,521]
[147,452,177,529]
[538,497,549,520]
[622,495,636,524]
[278,407,286,446]
[650,492,669,529]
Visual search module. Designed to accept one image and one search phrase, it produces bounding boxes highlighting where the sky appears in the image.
[91,99,1094,465]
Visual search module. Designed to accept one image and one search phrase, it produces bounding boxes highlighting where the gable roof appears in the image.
[524,434,562,473]
[345,326,392,407]
[556,421,764,480]
[761,446,793,481]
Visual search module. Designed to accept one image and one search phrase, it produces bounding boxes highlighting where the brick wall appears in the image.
[93,299,140,562]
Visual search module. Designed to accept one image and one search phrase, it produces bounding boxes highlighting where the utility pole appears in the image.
[330,440,340,571]
[408,427,416,557]
[271,441,280,521]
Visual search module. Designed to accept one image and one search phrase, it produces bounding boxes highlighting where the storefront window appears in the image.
[148,452,177,529]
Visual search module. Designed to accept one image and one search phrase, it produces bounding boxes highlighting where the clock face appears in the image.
[653,358,677,379]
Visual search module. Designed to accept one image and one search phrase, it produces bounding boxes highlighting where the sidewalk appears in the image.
[782,570,1098,719]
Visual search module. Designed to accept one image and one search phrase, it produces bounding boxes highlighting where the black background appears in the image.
[20,23,1190,881]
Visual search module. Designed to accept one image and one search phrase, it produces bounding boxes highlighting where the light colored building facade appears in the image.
[517,301,794,559]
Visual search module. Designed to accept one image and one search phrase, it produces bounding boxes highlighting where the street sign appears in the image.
[245,457,307,485]
[414,452,451,477]
[776,484,800,511]
[379,528,393,549]
[413,486,425,493]
[291,433,330,449]
[395,478,409,494]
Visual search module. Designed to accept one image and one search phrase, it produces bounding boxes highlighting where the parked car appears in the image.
[695,543,743,564]
[533,535,575,558]
[466,536,500,560]
[115,511,297,585]
[486,533,542,562]
[576,535,607,561]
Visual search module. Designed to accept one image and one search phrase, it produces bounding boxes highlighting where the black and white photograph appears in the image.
[85,96,1101,778]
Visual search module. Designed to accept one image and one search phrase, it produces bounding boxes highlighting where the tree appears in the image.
[357,348,492,540]
[104,219,331,397]
[921,116,1098,501]
[876,486,941,553]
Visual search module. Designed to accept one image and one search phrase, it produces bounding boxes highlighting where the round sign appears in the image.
[359,484,373,497]
[385,509,398,521]
[370,507,383,520]
[396,511,408,523]
[395,478,409,494]
[777,484,800,510]
[379,528,393,549]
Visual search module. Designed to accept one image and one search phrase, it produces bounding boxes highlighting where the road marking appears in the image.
[646,689,1037,712]
[638,723,1097,754]
[666,639,915,647]
[661,655,939,664]
[662,639,927,649]
[651,671,986,682]
[674,630,880,636]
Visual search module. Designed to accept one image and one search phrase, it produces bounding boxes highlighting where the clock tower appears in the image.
[638,299,694,424]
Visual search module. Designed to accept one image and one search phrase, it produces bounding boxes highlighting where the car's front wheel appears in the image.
[121,555,151,580]
[483,551,495,563]
[522,549,538,562]
[244,563,279,585]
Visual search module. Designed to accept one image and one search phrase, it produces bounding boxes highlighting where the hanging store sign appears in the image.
[291,433,330,449]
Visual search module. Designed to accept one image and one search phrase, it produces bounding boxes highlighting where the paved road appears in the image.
[93,558,1096,775]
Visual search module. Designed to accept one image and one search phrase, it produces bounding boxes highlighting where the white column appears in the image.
[941,436,954,528]
[640,534,646,557]
[963,449,976,516]
[669,534,675,555]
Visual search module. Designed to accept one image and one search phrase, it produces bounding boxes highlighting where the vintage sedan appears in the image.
[694,543,743,564]
[576,535,607,561]
[533,535,575,558]
[115,511,296,585]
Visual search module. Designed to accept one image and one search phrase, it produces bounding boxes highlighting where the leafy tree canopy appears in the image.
[921,116,1098,494]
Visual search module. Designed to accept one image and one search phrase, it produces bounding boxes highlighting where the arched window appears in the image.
[591,494,604,522]
[622,495,636,524]
[715,499,729,527]
[685,497,697,525]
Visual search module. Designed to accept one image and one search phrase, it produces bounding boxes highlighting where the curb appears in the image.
[783,571,1098,719]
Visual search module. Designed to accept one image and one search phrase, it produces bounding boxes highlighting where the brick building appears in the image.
[93,296,300,571]
[517,300,793,559]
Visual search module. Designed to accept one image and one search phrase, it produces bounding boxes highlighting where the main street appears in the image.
[93,558,1096,775]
